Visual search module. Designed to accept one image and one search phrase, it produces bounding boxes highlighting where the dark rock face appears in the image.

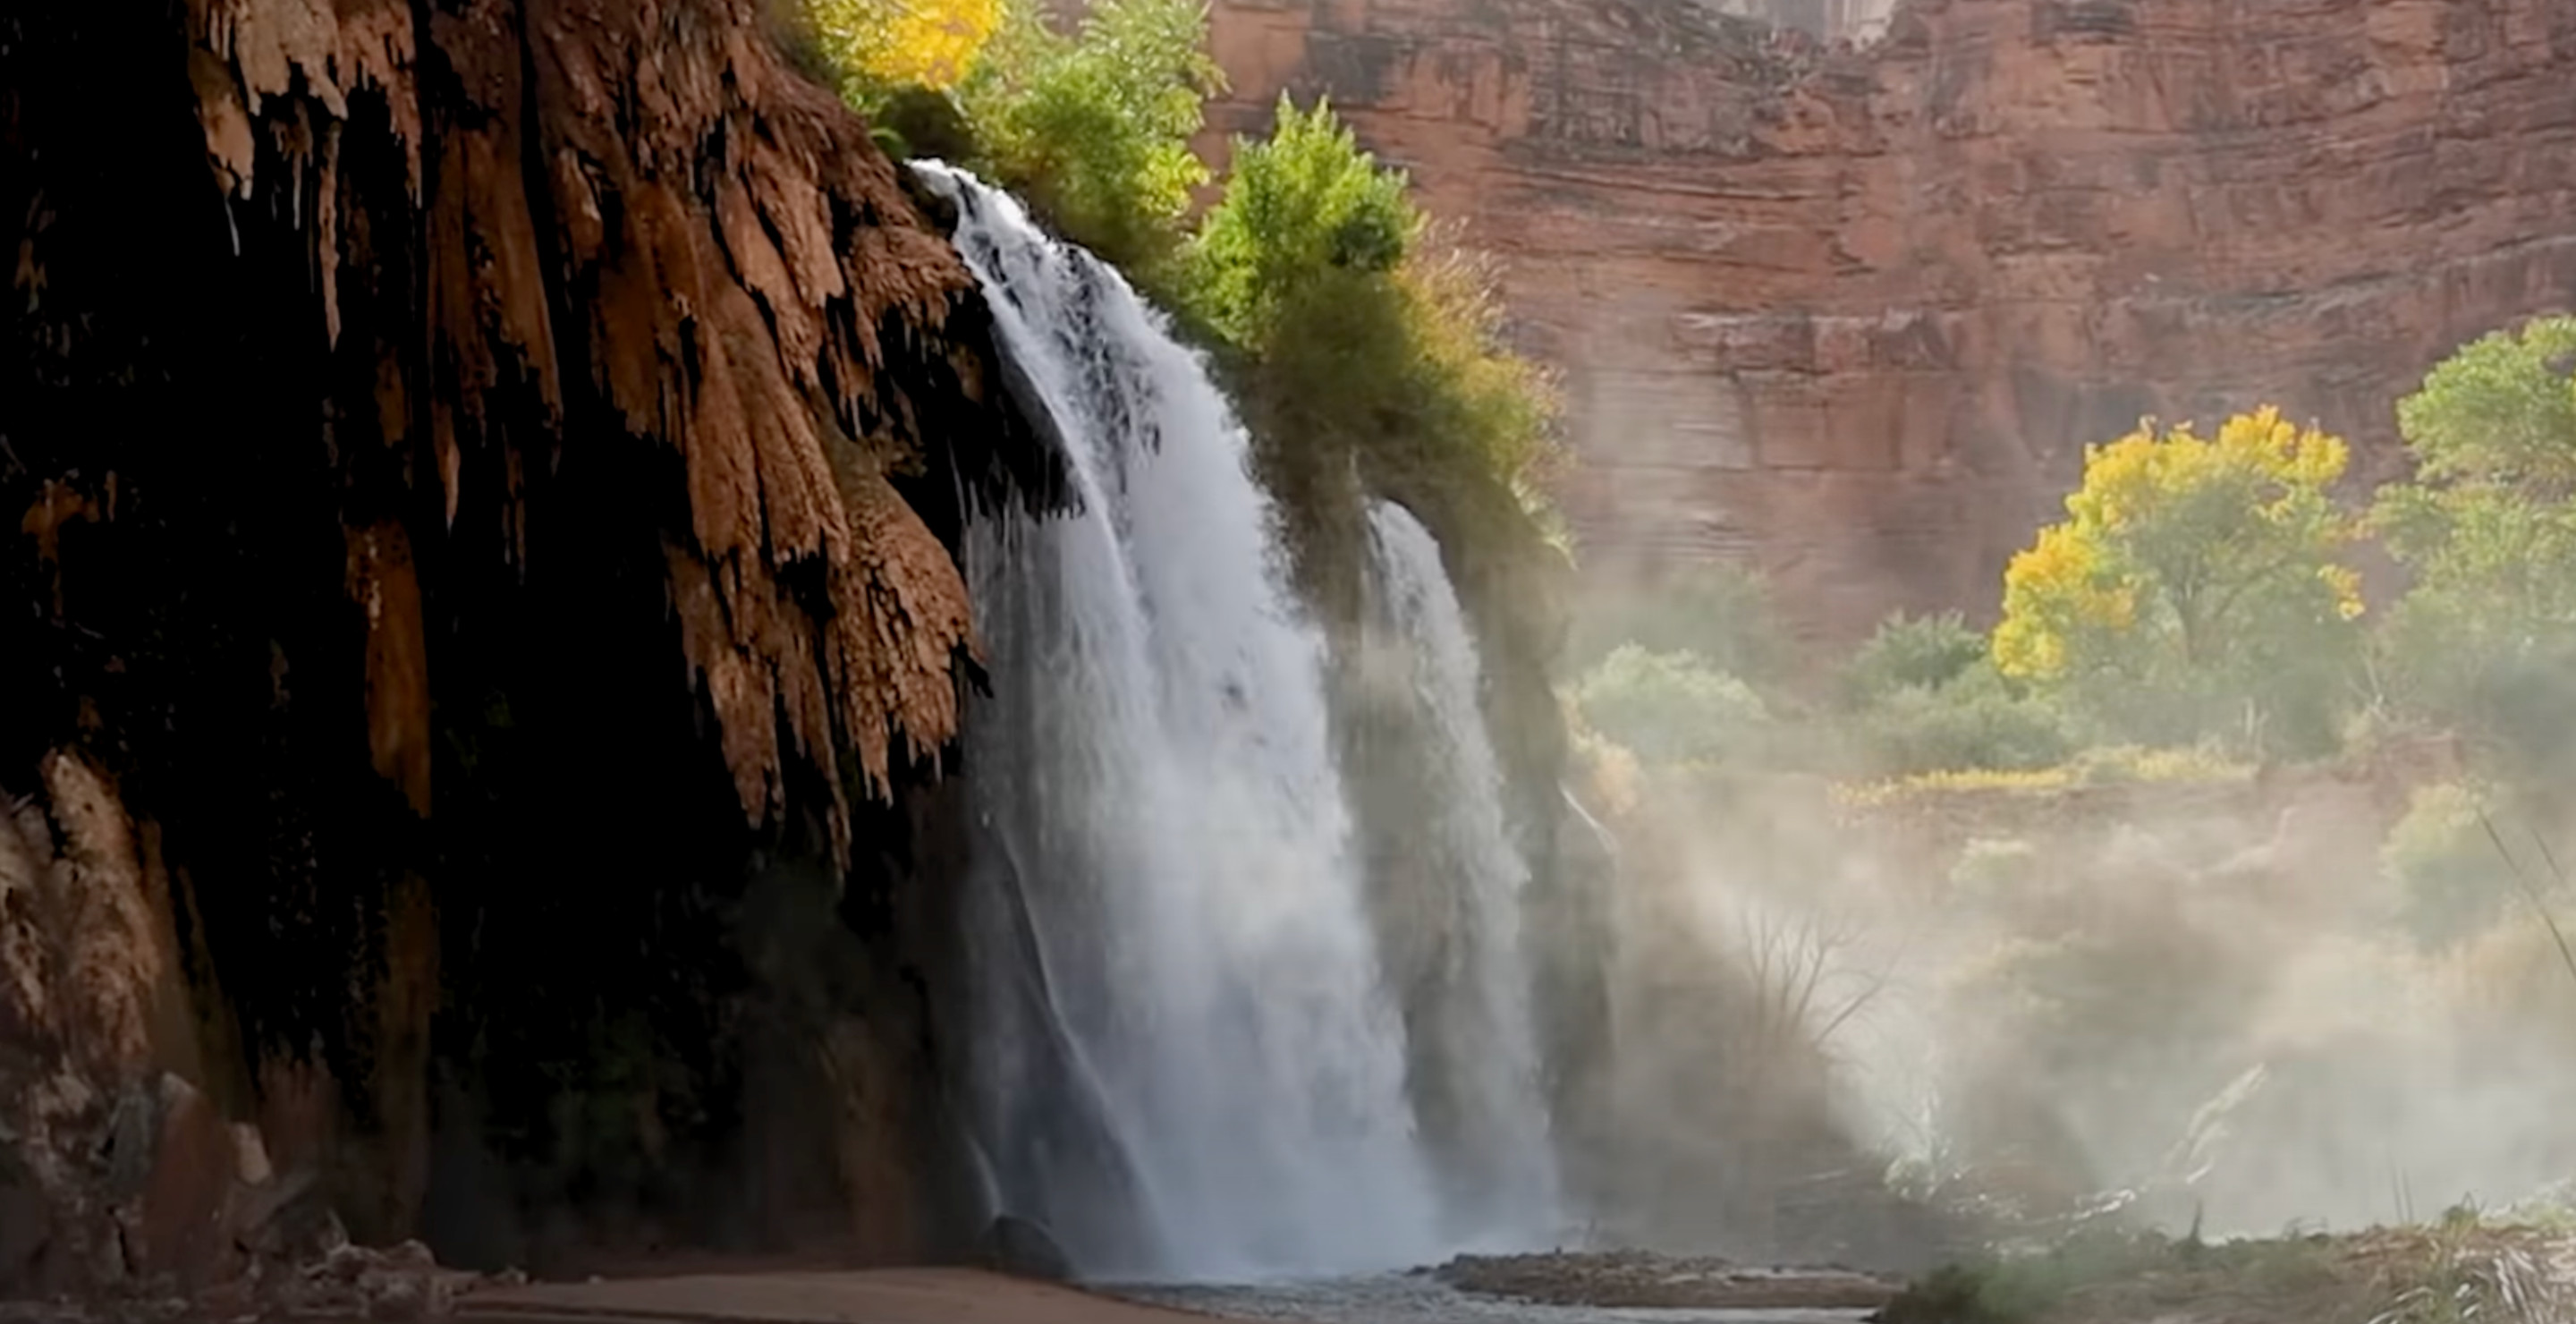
[2,0,1054,1293]
[1204,0,2576,641]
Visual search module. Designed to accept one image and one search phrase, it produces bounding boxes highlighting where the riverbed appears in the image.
[1110,1273,1879,1324]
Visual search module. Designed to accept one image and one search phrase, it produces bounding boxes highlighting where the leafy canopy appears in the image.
[1186,96,1561,632]
[806,0,1001,91]
[1993,407,2364,752]
[803,0,1219,272]
[957,0,1223,271]
[2393,315,2576,493]
[1186,96,1415,347]
[2374,317,2576,775]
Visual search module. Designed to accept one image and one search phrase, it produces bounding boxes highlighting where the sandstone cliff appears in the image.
[1203,0,2576,640]
[4,0,1050,1288]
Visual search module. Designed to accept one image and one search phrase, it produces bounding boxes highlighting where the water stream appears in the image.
[1361,501,1561,1241]
[924,164,1446,1280]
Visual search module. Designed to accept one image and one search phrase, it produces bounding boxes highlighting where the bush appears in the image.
[1185,97,1413,347]
[956,0,1223,274]
[1573,645,1773,766]
[1853,664,2074,776]
[2384,783,2522,950]
[805,0,1220,273]
[1845,611,1988,705]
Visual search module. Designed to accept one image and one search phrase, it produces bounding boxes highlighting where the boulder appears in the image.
[976,1214,1074,1282]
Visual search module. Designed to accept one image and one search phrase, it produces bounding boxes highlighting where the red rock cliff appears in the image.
[1203,0,2576,639]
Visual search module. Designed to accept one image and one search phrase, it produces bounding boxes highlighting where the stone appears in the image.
[140,1075,243,1288]
[975,1214,1074,1282]
[1201,0,2576,643]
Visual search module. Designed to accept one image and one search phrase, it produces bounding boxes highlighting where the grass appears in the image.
[1833,745,2253,809]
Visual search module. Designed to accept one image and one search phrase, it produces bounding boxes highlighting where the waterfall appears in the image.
[1360,501,1562,1243]
[919,164,1445,1281]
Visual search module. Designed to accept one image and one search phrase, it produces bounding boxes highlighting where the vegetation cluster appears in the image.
[1569,318,2576,828]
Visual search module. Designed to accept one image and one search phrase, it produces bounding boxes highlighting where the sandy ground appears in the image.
[456,1268,1221,1324]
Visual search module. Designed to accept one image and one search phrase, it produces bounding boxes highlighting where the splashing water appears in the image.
[919,163,1445,1281]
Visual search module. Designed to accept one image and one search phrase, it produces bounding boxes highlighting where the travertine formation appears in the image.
[1204,0,2576,639]
[6,0,1054,1283]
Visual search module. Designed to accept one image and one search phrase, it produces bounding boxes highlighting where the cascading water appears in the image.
[1360,501,1562,1242]
[920,164,1445,1281]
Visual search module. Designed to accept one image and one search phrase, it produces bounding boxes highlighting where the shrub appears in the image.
[1186,97,1413,347]
[955,0,1223,273]
[1853,664,2074,776]
[1846,610,1989,705]
[804,0,1220,273]
[2384,783,2522,951]
[1572,645,1773,766]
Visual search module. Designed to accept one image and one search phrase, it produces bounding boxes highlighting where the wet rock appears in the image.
[230,1168,347,1267]
[264,1237,479,1320]
[139,1076,239,1286]
[977,1214,1074,1282]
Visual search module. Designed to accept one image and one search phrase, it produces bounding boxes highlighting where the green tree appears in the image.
[1186,97,1413,346]
[957,0,1223,273]
[2374,317,2576,778]
[1993,407,2365,755]
[1185,97,1561,644]
[804,0,1002,91]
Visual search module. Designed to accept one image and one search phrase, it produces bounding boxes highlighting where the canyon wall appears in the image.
[1202,0,2576,640]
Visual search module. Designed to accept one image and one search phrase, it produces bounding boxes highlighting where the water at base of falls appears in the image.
[920,163,1447,1282]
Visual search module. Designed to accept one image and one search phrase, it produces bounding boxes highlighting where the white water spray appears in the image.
[1362,501,1562,1242]
[921,164,1445,1281]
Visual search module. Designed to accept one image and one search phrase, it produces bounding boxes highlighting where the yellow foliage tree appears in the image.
[1993,407,2365,752]
[808,0,1001,91]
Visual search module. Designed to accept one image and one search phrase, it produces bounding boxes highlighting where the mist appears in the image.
[1555,531,2576,1278]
